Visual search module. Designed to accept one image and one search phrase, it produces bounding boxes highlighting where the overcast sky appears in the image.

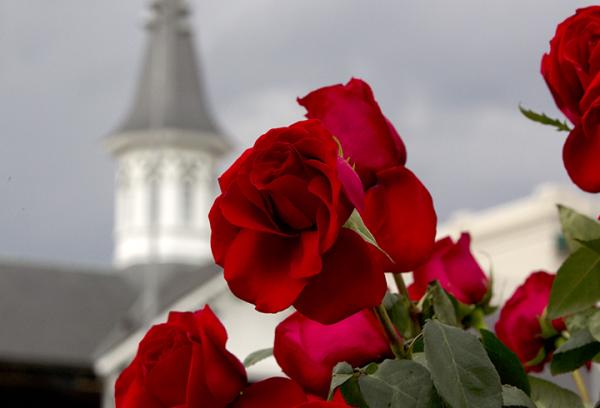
[0,1,594,267]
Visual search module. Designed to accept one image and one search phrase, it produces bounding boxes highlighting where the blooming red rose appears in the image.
[407,232,489,304]
[541,6,600,124]
[562,101,600,193]
[115,306,247,408]
[209,119,386,324]
[232,377,350,408]
[495,271,566,372]
[274,310,392,397]
[298,78,437,272]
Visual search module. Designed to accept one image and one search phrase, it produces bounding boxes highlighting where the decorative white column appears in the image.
[112,147,216,267]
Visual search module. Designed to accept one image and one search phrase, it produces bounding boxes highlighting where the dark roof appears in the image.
[0,259,219,368]
[109,0,229,155]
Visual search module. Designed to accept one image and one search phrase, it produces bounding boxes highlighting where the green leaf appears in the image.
[340,376,369,408]
[565,308,597,333]
[358,359,443,408]
[528,375,583,408]
[343,209,392,261]
[480,329,530,395]
[578,238,600,254]
[550,329,600,374]
[424,320,502,408]
[328,362,355,400]
[558,205,600,253]
[547,242,600,319]
[519,105,571,132]
[412,352,429,369]
[383,292,417,339]
[501,385,536,408]
[428,281,460,327]
[588,310,600,342]
[242,347,273,368]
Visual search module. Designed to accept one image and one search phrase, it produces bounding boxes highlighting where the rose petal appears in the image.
[495,271,561,372]
[218,148,253,191]
[409,233,488,304]
[142,333,192,406]
[196,334,248,405]
[232,377,308,408]
[336,157,365,212]
[441,233,489,304]
[274,310,391,397]
[219,179,283,235]
[362,166,437,273]
[208,198,240,266]
[563,121,600,193]
[298,78,406,182]
[115,360,163,408]
[294,229,386,324]
[408,237,454,301]
[224,230,308,312]
[290,231,323,279]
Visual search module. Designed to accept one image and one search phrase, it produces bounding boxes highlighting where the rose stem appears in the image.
[571,369,590,404]
[393,273,421,332]
[374,304,406,359]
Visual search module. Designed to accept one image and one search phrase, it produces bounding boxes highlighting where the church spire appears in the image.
[106,0,230,268]
[108,0,229,155]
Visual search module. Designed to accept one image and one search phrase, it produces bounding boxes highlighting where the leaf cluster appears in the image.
[544,207,600,375]
[328,320,567,408]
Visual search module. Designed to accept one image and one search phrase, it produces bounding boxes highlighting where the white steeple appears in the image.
[106,0,229,268]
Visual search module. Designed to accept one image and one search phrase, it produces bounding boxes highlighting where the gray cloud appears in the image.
[0,0,592,265]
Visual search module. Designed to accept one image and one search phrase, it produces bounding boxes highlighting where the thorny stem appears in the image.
[393,273,422,332]
[571,369,590,404]
[374,304,406,359]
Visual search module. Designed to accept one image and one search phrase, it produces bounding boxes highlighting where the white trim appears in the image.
[94,272,228,376]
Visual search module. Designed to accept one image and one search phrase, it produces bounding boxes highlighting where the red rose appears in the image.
[298,78,437,272]
[562,102,600,192]
[541,6,600,124]
[495,271,565,372]
[407,232,489,305]
[115,306,247,408]
[210,119,386,324]
[274,310,392,397]
[232,377,350,408]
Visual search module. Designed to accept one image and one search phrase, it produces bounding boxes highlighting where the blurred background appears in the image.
[0,1,599,407]
[1,0,595,265]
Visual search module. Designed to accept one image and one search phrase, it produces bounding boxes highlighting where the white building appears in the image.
[0,0,597,406]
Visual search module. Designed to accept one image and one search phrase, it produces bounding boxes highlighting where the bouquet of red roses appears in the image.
[115,7,600,408]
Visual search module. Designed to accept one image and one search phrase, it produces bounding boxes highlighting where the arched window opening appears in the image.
[182,178,195,224]
[147,164,161,227]
[181,162,197,225]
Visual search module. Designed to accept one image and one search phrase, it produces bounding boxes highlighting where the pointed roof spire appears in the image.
[108,0,229,156]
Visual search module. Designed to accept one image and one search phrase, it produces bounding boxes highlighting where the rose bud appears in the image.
[115,306,247,408]
[210,119,386,324]
[298,78,437,272]
[408,232,489,305]
[541,6,600,124]
[232,377,350,408]
[274,310,392,397]
[495,271,566,372]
